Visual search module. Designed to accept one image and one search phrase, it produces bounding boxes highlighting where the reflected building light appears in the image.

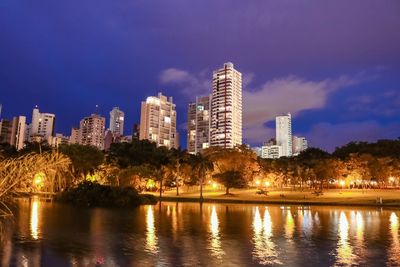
[335,212,355,266]
[209,205,224,258]
[252,207,280,265]
[30,198,40,240]
[355,212,364,243]
[285,210,294,239]
[145,206,158,254]
[389,212,400,265]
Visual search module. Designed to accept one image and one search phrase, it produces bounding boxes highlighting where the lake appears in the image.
[1,199,399,266]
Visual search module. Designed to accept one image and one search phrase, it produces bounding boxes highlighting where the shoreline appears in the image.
[157,196,400,208]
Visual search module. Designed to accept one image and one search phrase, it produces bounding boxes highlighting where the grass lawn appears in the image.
[149,186,400,207]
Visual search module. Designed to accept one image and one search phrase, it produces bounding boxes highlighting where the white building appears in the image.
[187,95,211,154]
[276,113,292,157]
[139,92,179,149]
[210,62,242,148]
[292,136,308,156]
[51,133,69,148]
[109,107,124,136]
[79,114,105,149]
[261,145,283,159]
[30,107,55,143]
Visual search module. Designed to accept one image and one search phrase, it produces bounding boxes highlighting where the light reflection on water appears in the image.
[30,198,40,240]
[209,205,224,258]
[1,201,399,266]
[389,212,400,266]
[145,205,158,254]
[252,207,280,265]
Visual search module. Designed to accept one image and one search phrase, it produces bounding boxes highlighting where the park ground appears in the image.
[149,187,400,207]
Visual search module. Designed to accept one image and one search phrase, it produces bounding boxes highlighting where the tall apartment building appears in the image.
[139,93,178,149]
[0,116,26,150]
[292,136,308,156]
[11,116,26,150]
[187,95,211,154]
[109,107,124,136]
[0,119,12,144]
[69,127,80,144]
[210,62,242,148]
[276,113,292,157]
[79,114,105,150]
[30,107,55,142]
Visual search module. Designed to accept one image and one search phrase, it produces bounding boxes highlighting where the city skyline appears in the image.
[1,1,399,151]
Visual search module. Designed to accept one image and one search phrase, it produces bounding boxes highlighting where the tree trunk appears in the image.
[226,187,229,195]
[176,164,180,196]
[159,179,163,199]
[199,171,203,202]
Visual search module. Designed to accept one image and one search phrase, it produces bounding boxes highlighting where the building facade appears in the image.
[109,107,124,136]
[30,107,55,143]
[276,113,292,157]
[210,62,242,148]
[69,127,80,144]
[261,145,283,159]
[292,136,308,156]
[187,95,211,154]
[79,114,105,149]
[139,93,178,149]
[11,116,26,150]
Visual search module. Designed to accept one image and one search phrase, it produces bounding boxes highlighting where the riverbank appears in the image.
[150,188,400,207]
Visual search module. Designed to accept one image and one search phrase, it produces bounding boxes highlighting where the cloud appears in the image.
[243,75,361,143]
[159,68,210,97]
[305,121,400,152]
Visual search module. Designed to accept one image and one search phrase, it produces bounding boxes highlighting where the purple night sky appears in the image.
[1,0,399,151]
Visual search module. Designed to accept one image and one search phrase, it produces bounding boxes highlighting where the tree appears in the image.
[189,153,214,201]
[168,148,188,196]
[59,144,104,180]
[214,170,247,195]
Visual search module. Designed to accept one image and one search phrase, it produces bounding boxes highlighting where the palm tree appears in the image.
[190,153,214,201]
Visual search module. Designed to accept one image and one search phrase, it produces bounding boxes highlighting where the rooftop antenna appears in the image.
[95,104,99,115]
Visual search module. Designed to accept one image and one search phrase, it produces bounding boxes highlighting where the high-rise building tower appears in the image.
[276,113,292,157]
[139,92,178,149]
[11,116,26,150]
[210,62,242,148]
[292,136,308,156]
[69,127,80,144]
[79,114,105,149]
[30,107,55,142]
[187,95,211,154]
[109,107,124,136]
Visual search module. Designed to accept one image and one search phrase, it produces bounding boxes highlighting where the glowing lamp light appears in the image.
[255,180,261,186]
[212,183,218,189]
[265,181,270,187]
[339,180,345,186]
[33,172,45,188]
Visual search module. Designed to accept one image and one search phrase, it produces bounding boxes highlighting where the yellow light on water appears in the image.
[30,198,40,240]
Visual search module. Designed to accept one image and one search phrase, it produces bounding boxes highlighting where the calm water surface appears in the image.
[1,199,400,266]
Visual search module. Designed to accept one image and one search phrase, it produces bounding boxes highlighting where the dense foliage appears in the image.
[56,182,157,207]
[1,139,399,204]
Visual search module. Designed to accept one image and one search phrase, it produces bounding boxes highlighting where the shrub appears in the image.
[56,181,157,207]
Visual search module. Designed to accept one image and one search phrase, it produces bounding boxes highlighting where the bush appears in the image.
[56,181,157,207]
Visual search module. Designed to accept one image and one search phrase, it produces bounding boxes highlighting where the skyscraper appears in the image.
[109,107,124,136]
[276,113,292,157]
[29,106,55,142]
[210,62,242,148]
[79,114,105,149]
[187,95,211,154]
[139,92,178,149]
